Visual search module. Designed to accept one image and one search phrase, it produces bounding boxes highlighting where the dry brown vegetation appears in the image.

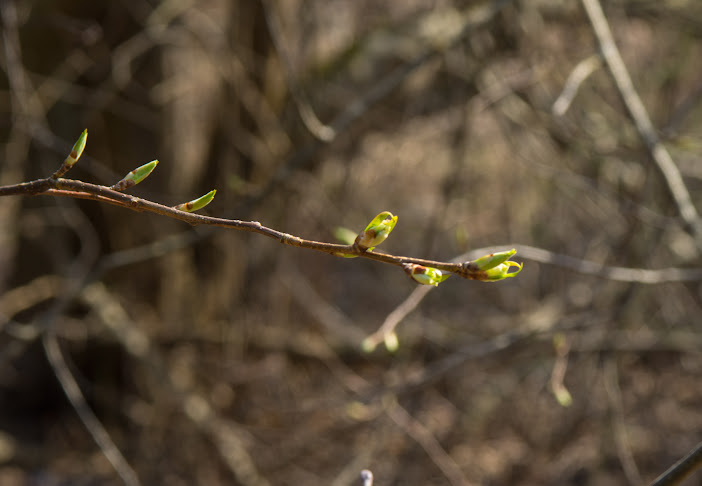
[1,1,702,485]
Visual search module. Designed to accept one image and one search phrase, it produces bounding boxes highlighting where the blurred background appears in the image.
[1,0,702,485]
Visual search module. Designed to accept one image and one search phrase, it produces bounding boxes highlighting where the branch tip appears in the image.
[52,129,88,178]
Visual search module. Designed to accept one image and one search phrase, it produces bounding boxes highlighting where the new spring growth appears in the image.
[67,129,88,166]
[384,331,399,352]
[355,211,398,251]
[174,190,216,212]
[52,129,88,178]
[361,330,401,353]
[111,160,159,191]
[466,248,523,281]
[403,263,450,286]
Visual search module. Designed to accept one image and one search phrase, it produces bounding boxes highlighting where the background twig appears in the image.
[581,0,702,246]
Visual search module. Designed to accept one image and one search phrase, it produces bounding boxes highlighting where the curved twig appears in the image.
[581,0,702,246]
[43,329,141,486]
[552,54,602,116]
[364,243,702,352]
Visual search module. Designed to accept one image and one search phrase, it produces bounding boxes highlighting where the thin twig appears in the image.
[549,334,573,407]
[385,396,471,486]
[262,0,335,142]
[42,328,141,486]
[552,54,602,116]
[362,285,435,351]
[649,440,702,486]
[604,359,644,486]
[83,282,272,486]
[360,470,374,486]
[246,0,515,209]
[0,0,43,289]
[581,0,702,246]
[0,175,505,280]
[364,243,702,354]
[515,244,702,283]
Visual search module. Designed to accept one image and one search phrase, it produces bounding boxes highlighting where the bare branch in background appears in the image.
[385,396,471,486]
[552,54,602,116]
[581,0,702,248]
[43,329,141,486]
[604,359,644,486]
[366,243,702,351]
[649,440,702,486]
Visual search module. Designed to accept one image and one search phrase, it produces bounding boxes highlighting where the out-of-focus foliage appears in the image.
[1,1,702,485]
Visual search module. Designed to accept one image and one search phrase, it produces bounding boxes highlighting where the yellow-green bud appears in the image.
[481,261,523,281]
[402,263,450,286]
[66,129,88,167]
[471,249,517,271]
[174,189,217,212]
[355,211,398,251]
[111,160,159,191]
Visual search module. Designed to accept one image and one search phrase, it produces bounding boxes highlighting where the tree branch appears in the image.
[43,328,141,486]
[649,440,702,486]
[0,173,514,281]
[581,0,702,247]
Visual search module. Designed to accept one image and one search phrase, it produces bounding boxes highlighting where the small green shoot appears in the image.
[111,160,159,191]
[174,189,217,212]
[355,211,398,251]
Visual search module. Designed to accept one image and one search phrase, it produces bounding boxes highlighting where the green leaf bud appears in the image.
[402,263,450,286]
[481,261,523,281]
[66,129,88,166]
[471,248,517,271]
[462,249,523,281]
[383,331,399,353]
[553,385,573,407]
[111,160,159,191]
[52,129,88,178]
[174,189,217,212]
[355,211,398,251]
[361,337,378,353]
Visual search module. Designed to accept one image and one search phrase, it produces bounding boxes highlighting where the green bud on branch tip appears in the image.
[471,248,517,271]
[462,249,523,281]
[481,261,523,281]
[53,129,88,178]
[553,385,573,407]
[403,263,450,286]
[174,189,217,212]
[361,337,377,353]
[384,332,399,353]
[111,160,159,191]
[355,211,398,251]
[66,129,88,167]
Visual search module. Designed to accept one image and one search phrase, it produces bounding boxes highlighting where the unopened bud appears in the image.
[174,189,216,212]
[355,211,398,251]
[463,249,523,281]
[402,263,450,286]
[471,249,517,271]
[111,160,159,191]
